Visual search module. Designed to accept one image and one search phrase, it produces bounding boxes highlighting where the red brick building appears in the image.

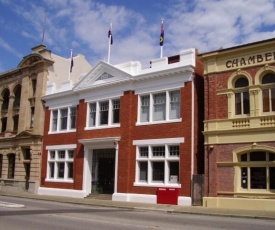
[200,38,275,210]
[38,49,204,206]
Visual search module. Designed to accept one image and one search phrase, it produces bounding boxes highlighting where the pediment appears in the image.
[73,61,132,91]
[18,54,44,68]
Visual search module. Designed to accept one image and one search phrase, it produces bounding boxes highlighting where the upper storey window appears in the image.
[1,89,10,110]
[234,77,250,115]
[262,73,275,113]
[138,90,181,124]
[87,98,120,128]
[13,85,21,108]
[50,106,77,133]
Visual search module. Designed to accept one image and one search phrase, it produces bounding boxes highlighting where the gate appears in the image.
[191,174,204,206]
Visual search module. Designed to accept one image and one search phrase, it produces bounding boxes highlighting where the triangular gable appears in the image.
[16,131,39,138]
[73,61,132,92]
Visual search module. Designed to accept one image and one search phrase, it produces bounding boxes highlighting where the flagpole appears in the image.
[68,49,73,80]
[41,10,47,44]
[160,19,164,58]
[108,23,112,64]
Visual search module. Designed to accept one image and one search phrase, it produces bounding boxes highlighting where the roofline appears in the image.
[199,37,275,57]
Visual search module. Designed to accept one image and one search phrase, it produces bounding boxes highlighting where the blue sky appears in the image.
[1,0,275,73]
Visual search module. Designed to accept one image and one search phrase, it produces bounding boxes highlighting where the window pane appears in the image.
[57,162,65,178]
[1,117,7,133]
[112,99,120,124]
[7,154,16,179]
[0,154,2,178]
[153,93,166,121]
[89,103,96,126]
[67,162,73,179]
[100,101,109,125]
[170,90,180,119]
[140,95,149,122]
[152,146,165,157]
[235,93,241,115]
[169,146,179,157]
[262,89,270,112]
[58,151,65,159]
[241,154,247,162]
[60,109,68,130]
[270,167,275,189]
[243,91,250,114]
[49,162,55,178]
[169,162,179,183]
[70,107,76,129]
[152,162,164,182]
[250,152,266,161]
[139,147,148,158]
[52,110,58,131]
[68,150,74,159]
[241,167,247,189]
[50,151,55,159]
[250,167,266,189]
[272,88,275,112]
[139,162,148,181]
[269,153,275,161]
[235,77,248,88]
[262,74,275,84]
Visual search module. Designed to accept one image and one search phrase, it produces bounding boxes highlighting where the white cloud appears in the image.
[0,37,22,58]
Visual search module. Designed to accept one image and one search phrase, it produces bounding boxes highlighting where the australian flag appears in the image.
[159,23,164,46]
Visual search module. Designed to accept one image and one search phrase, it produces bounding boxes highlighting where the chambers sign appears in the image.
[226,51,275,69]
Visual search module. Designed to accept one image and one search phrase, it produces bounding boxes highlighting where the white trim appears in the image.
[38,187,86,198]
[191,75,194,178]
[133,182,181,188]
[133,137,184,145]
[46,144,77,150]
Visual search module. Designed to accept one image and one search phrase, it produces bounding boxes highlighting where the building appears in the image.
[0,44,91,193]
[200,38,275,211]
[38,48,205,206]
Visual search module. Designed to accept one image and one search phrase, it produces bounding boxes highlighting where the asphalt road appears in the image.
[0,196,275,230]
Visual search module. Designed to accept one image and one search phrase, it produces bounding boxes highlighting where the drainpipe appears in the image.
[191,75,195,180]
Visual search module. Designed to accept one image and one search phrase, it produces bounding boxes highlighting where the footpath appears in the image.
[1,191,275,220]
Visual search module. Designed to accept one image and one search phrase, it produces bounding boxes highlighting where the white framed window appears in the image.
[234,77,250,115]
[87,98,120,128]
[261,73,275,113]
[50,106,77,133]
[47,149,74,182]
[138,90,181,124]
[135,144,180,187]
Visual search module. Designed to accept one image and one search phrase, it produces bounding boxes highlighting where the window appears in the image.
[87,98,120,128]
[138,90,180,124]
[30,107,35,128]
[13,115,19,131]
[135,144,180,186]
[262,73,275,113]
[1,117,7,133]
[1,89,10,110]
[13,85,21,108]
[50,106,77,132]
[239,151,275,191]
[47,149,74,181]
[0,154,2,178]
[234,77,250,115]
[7,153,16,179]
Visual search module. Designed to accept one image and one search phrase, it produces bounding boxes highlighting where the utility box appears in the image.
[157,187,179,205]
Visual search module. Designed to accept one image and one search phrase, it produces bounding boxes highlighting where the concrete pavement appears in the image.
[1,191,275,220]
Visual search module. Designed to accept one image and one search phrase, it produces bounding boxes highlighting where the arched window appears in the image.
[262,73,275,112]
[1,88,10,110]
[7,153,16,179]
[234,77,250,115]
[239,151,275,190]
[13,85,21,108]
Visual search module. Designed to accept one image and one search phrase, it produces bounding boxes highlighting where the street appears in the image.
[0,196,275,230]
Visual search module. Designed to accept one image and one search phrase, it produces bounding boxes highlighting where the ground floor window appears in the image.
[135,144,180,186]
[47,149,74,182]
[7,153,16,179]
[239,151,275,191]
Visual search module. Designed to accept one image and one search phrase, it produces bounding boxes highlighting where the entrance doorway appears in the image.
[91,149,115,194]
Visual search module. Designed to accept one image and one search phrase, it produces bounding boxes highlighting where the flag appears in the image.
[159,23,164,46]
[108,28,113,45]
[70,53,74,73]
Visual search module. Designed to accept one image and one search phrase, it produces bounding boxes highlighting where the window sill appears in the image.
[48,129,76,134]
[136,119,182,126]
[134,182,181,188]
[45,179,74,183]
[85,124,120,130]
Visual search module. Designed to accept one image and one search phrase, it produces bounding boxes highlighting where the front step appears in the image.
[85,194,112,200]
